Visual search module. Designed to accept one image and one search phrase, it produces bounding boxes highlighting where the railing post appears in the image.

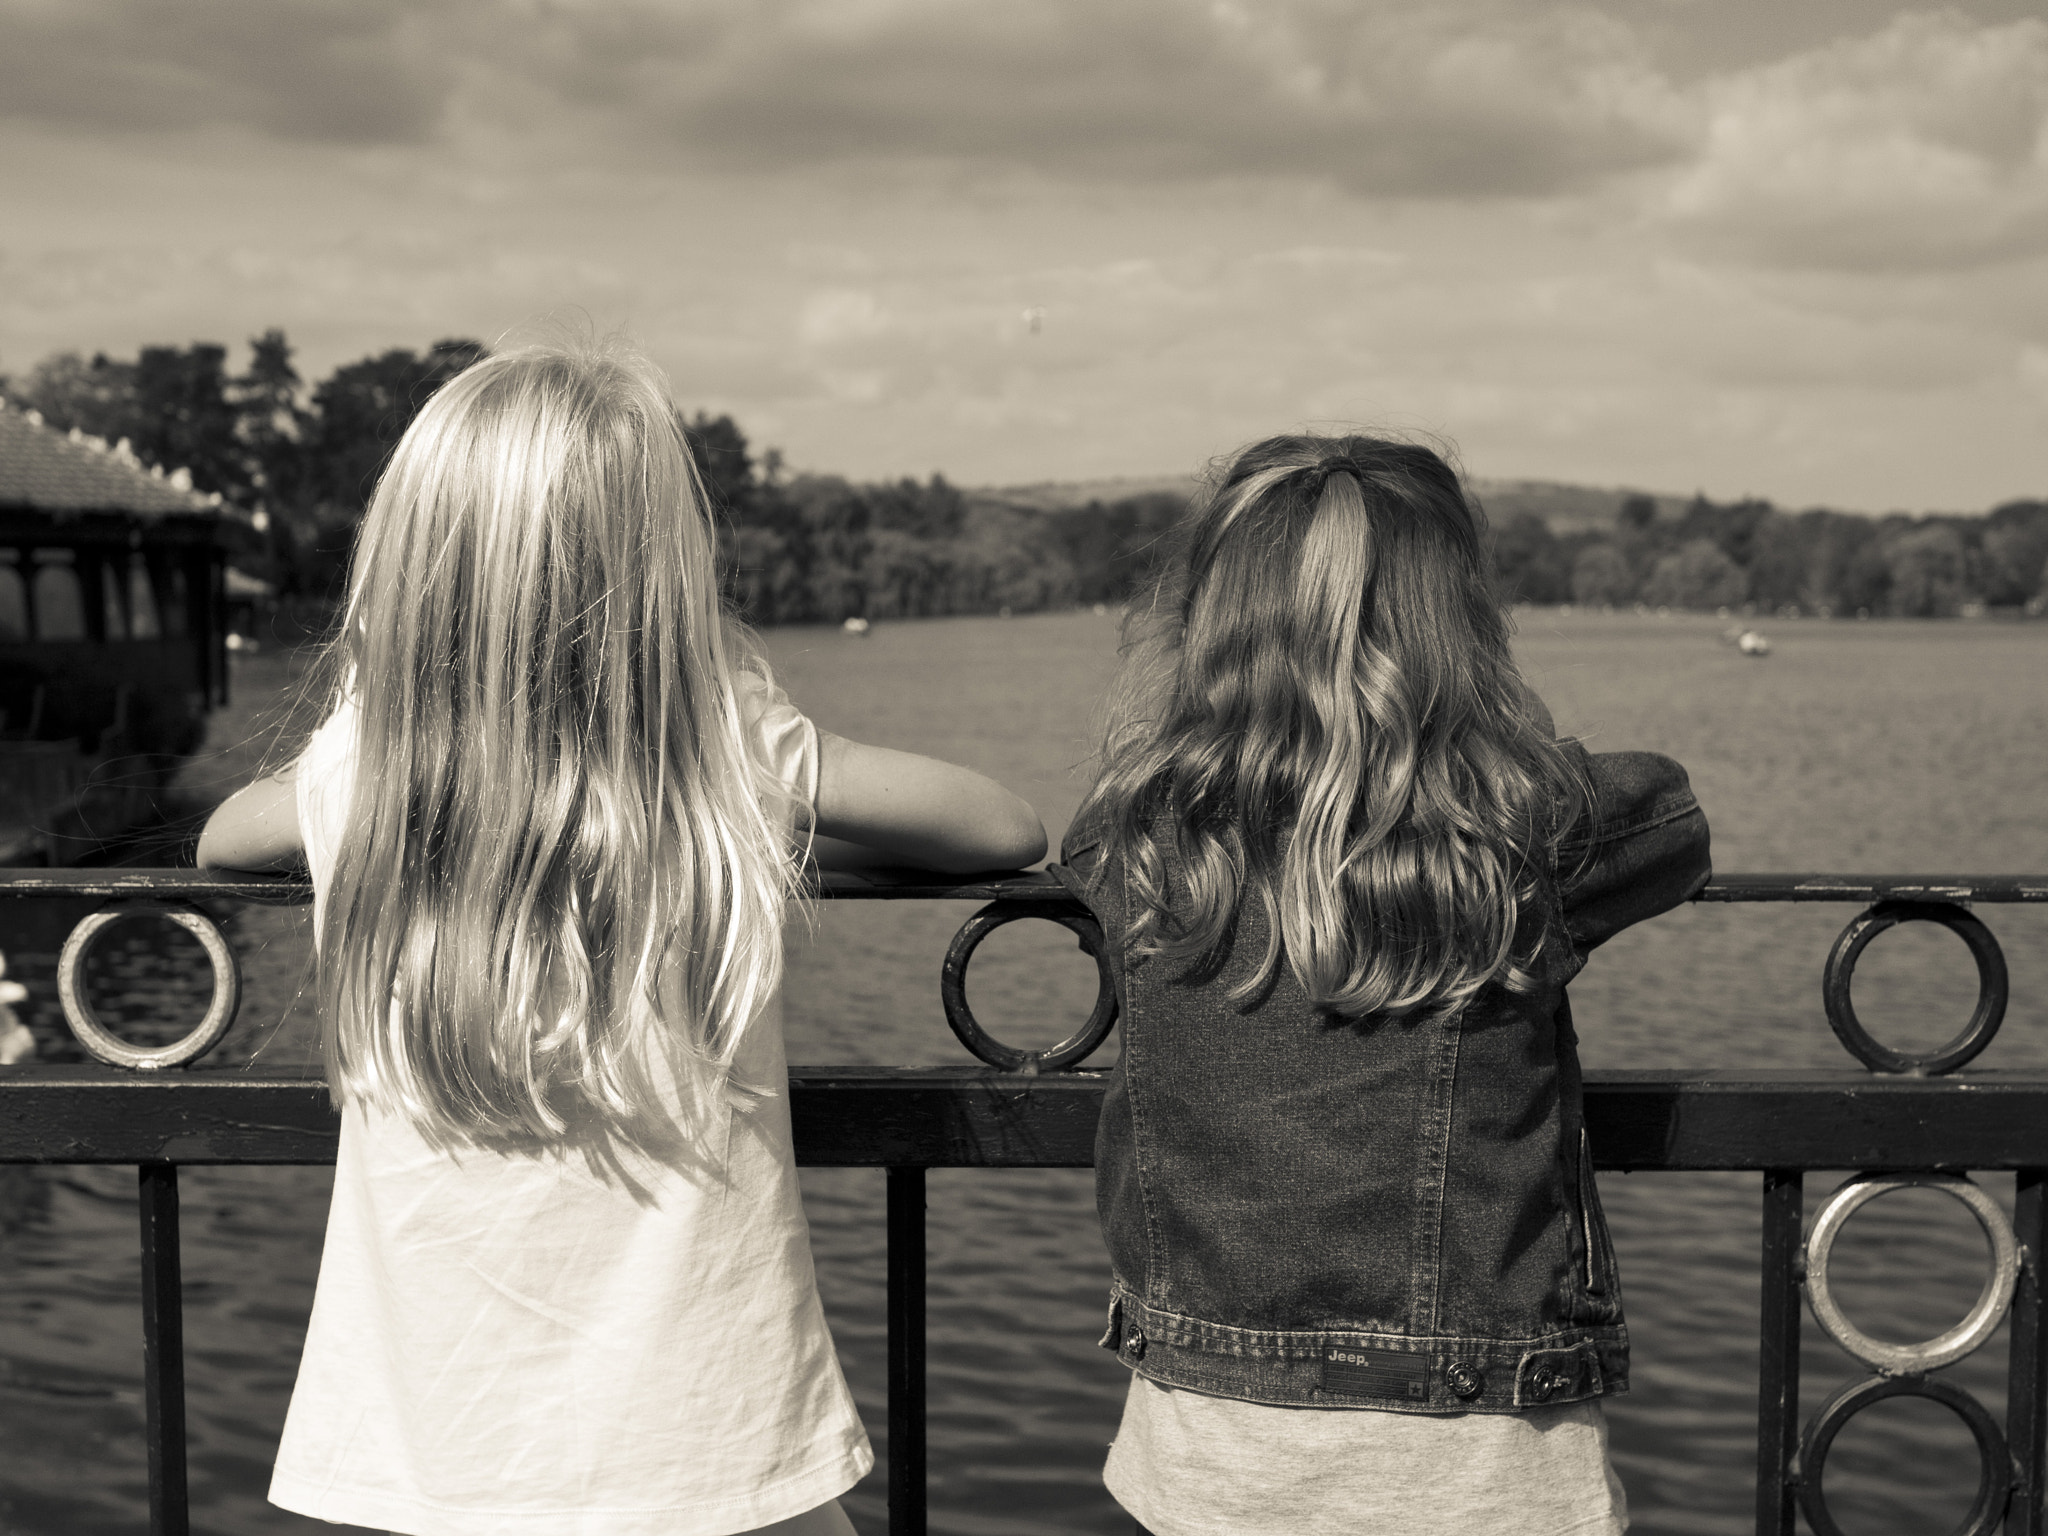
[887,1166,928,1536]
[1757,1168,1803,1536]
[2009,1170,2047,1536]
[138,1162,188,1536]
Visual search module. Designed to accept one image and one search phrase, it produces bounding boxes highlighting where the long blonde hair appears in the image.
[1076,434,1583,1022]
[316,340,804,1153]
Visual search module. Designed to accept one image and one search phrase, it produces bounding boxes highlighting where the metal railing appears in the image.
[2,866,2047,1536]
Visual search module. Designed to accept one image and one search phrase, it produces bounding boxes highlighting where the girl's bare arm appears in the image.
[199,731,1049,874]
[813,731,1046,874]
[195,770,305,871]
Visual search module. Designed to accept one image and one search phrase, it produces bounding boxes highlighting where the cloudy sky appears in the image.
[4,0,2046,510]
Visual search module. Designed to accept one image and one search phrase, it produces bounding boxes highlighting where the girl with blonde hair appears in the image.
[200,338,1045,1536]
[1056,433,1711,1535]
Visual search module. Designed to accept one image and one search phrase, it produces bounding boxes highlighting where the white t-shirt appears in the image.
[1107,1374,1627,1536]
[269,676,871,1536]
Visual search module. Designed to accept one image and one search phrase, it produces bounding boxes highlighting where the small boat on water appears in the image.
[0,404,240,864]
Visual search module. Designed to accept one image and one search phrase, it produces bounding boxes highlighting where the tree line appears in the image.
[3,332,489,600]
[5,333,2042,624]
[1488,493,2048,618]
[0,332,1182,623]
[685,412,1187,623]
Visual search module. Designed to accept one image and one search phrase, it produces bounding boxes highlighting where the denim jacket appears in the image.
[1055,745,1710,1415]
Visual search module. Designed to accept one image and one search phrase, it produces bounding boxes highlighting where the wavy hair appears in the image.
[1076,434,1584,1021]
[315,339,804,1154]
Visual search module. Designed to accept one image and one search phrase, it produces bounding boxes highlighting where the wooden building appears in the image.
[0,403,235,861]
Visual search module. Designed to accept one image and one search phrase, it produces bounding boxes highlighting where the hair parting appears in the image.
[1076,433,1584,1022]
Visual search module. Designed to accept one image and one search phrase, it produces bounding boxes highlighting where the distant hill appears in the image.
[974,474,1201,513]
[973,472,1688,532]
[1465,479,1689,534]
[971,473,2017,536]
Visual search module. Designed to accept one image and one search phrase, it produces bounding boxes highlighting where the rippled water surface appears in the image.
[3,608,2047,1534]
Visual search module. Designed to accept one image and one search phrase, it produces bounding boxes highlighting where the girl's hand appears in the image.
[812,731,1047,874]
[195,768,306,871]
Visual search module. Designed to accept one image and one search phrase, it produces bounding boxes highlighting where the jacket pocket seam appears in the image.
[1115,858,1174,1313]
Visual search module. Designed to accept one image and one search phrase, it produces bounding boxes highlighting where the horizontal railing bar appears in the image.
[4,867,2046,904]
[1694,874,2048,903]
[0,867,1076,903]
[0,868,317,903]
[9,1065,2048,1170]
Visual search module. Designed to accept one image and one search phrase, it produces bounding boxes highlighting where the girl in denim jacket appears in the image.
[1059,435,1710,1536]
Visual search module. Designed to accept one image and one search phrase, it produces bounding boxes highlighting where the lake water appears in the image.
[3,607,2047,1535]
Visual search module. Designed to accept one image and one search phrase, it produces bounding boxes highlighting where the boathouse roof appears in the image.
[0,403,221,518]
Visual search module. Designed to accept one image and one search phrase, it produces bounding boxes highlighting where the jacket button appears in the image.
[1448,1363,1485,1400]
[1124,1327,1146,1361]
[1526,1368,1557,1402]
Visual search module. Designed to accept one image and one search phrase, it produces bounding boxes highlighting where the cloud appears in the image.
[798,289,888,348]
[11,0,2048,263]
[0,0,452,142]
[1664,11,2048,269]
[0,0,1690,196]
[517,0,1689,195]
[2020,343,2048,404]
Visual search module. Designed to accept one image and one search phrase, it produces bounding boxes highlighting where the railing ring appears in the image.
[1796,1373,2011,1536]
[1822,900,2006,1074]
[56,901,241,1070]
[940,899,1118,1073]
[1804,1172,2017,1375]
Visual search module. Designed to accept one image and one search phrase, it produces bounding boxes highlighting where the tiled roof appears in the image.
[0,402,221,517]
